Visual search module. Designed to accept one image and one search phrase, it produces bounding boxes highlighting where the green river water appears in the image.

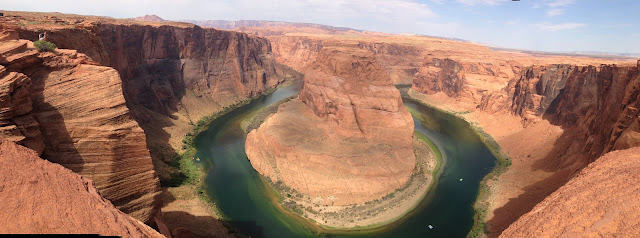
[193,81,497,237]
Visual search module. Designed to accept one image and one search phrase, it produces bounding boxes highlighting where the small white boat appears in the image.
[460,178,463,181]
[428,225,433,229]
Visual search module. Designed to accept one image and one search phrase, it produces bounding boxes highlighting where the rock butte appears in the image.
[246,47,415,205]
[0,138,164,237]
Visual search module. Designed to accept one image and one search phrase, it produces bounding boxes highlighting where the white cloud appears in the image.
[456,0,509,6]
[546,9,565,16]
[534,22,586,31]
[546,0,576,7]
[543,0,577,16]
[505,20,519,25]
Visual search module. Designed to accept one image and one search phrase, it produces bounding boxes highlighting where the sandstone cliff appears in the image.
[508,64,640,160]
[0,138,164,237]
[5,11,296,181]
[298,47,415,143]
[246,47,415,205]
[500,147,640,237]
[413,62,640,235]
[0,28,162,224]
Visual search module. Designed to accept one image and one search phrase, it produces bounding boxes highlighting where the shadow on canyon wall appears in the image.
[162,191,257,238]
[487,114,597,235]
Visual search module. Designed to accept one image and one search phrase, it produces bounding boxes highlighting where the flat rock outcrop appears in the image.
[0,28,162,224]
[501,147,640,237]
[0,138,164,237]
[246,47,415,205]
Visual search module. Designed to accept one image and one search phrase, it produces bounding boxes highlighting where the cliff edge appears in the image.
[501,147,640,237]
[0,138,164,237]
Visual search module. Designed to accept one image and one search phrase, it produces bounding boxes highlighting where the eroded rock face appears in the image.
[299,47,415,143]
[246,47,415,205]
[11,14,296,182]
[500,147,640,237]
[412,58,465,97]
[19,23,288,119]
[0,138,164,237]
[0,66,44,154]
[0,29,161,224]
[508,65,640,162]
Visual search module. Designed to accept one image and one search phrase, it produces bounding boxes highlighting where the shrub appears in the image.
[34,40,56,52]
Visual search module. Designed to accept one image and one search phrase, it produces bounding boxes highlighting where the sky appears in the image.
[3,0,639,54]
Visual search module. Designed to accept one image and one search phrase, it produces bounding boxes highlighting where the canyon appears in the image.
[211,21,639,236]
[245,47,425,228]
[0,9,639,238]
[0,11,294,237]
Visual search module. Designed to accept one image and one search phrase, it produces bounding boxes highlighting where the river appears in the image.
[193,81,497,237]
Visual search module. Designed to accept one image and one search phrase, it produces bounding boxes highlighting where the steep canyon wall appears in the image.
[0,28,162,223]
[2,12,295,228]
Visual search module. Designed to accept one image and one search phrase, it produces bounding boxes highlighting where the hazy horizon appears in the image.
[3,0,639,55]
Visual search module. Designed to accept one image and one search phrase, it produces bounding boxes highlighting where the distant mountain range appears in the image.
[131,15,639,59]
[181,19,362,33]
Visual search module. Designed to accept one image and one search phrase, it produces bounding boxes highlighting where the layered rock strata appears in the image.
[0,138,164,237]
[4,11,296,184]
[501,147,640,237]
[246,47,415,205]
[0,29,162,223]
[508,64,640,160]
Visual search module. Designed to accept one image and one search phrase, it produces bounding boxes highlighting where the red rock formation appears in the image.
[0,138,164,237]
[0,28,162,224]
[268,36,324,72]
[508,65,640,164]
[412,58,466,97]
[299,47,415,143]
[0,65,44,153]
[246,47,415,205]
[500,147,640,237]
[7,12,296,182]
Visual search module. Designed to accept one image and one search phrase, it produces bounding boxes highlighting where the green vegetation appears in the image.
[415,132,442,167]
[24,20,43,25]
[403,94,511,238]
[33,40,56,52]
[468,123,511,238]
[163,99,253,187]
[161,77,299,222]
